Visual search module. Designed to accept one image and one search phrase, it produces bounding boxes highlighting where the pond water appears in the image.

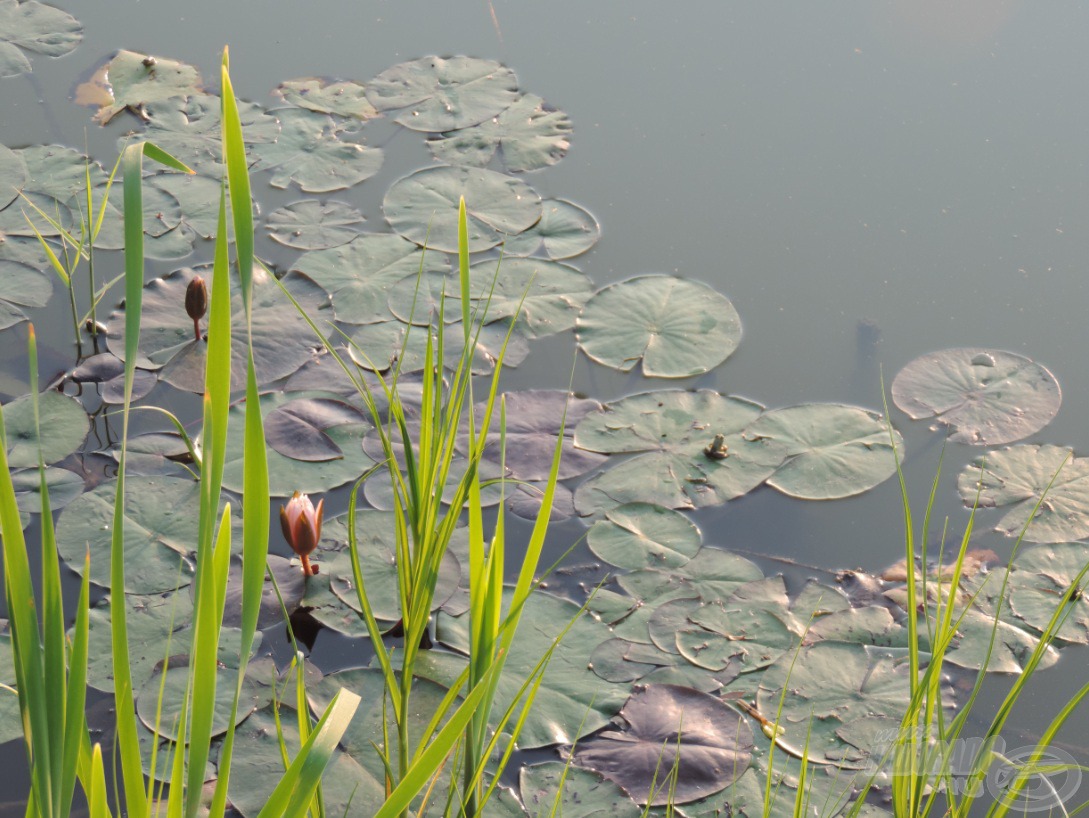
[4,0,1089,813]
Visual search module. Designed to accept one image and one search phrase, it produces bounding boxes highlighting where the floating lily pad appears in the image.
[292,233,449,324]
[2,389,88,468]
[20,144,100,200]
[460,257,592,339]
[572,684,753,806]
[222,554,306,630]
[1009,542,1089,644]
[434,589,630,749]
[55,476,203,593]
[520,762,640,818]
[266,199,364,250]
[361,455,504,512]
[677,604,798,674]
[577,276,741,378]
[957,444,1089,543]
[265,397,368,462]
[0,260,51,329]
[744,403,903,500]
[88,180,184,255]
[254,107,383,193]
[78,50,203,123]
[274,77,378,120]
[464,390,606,481]
[383,165,542,253]
[427,93,572,172]
[107,266,329,392]
[891,348,1061,445]
[0,143,26,210]
[0,0,80,78]
[222,392,372,498]
[587,503,701,570]
[573,390,786,514]
[589,638,676,684]
[137,660,256,741]
[506,480,577,522]
[11,465,84,515]
[502,198,601,260]
[148,172,223,239]
[366,56,518,132]
[347,318,529,375]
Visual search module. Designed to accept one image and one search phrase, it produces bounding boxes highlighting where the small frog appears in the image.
[703,433,728,460]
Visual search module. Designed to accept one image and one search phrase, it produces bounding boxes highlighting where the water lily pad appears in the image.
[266,199,364,250]
[461,257,593,339]
[55,476,201,593]
[20,144,101,200]
[587,503,701,570]
[265,397,368,462]
[78,50,203,123]
[506,480,576,522]
[577,276,741,378]
[589,638,677,684]
[427,93,571,172]
[0,142,26,210]
[745,403,903,500]
[957,444,1089,543]
[2,389,88,468]
[677,604,799,674]
[11,465,84,515]
[107,266,329,392]
[1009,542,1089,644]
[222,554,306,630]
[0,259,51,329]
[137,660,255,741]
[502,198,601,260]
[347,318,529,375]
[520,762,641,818]
[0,0,80,78]
[254,107,383,193]
[292,233,449,324]
[434,589,630,749]
[222,392,372,498]
[148,172,223,239]
[366,56,518,132]
[891,348,1061,445]
[572,684,753,806]
[573,390,786,514]
[274,77,378,120]
[383,165,542,253]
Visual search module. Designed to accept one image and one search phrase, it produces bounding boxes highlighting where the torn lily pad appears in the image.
[502,198,601,260]
[383,165,542,253]
[573,390,786,514]
[0,0,81,78]
[957,444,1089,543]
[366,55,518,132]
[427,93,572,172]
[744,403,903,500]
[577,275,741,378]
[77,50,203,123]
[571,684,754,806]
[254,107,383,192]
[274,77,378,120]
[266,199,364,250]
[587,502,701,571]
[892,348,1060,445]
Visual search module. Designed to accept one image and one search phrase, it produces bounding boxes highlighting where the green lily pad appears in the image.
[136,660,257,741]
[274,77,378,120]
[87,179,184,255]
[383,165,542,253]
[266,199,364,250]
[0,260,52,329]
[0,142,27,210]
[19,144,100,200]
[221,392,372,498]
[957,444,1089,542]
[460,257,593,339]
[502,198,601,260]
[434,589,630,749]
[1009,542,1089,644]
[745,403,904,500]
[148,172,223,239]
[506,480,577,522]
[55,476,202,593]
[255,107,383,193]
[617,547,765,609]
[891,348,1061,445]
[78,50,203,124]
[587,502,701,570]
[577,276,742,378]
[520,761,641,818]
[366,56,518,132]
[677,604,799,674]
[2,389,88,468]
[265,397,368,462]
[573,390,786,514]
[11,465,84,515]
[427,93,572,172]
[222,554,306,630]
[0,0,80,78]
[572,684,753,806]
[347,318,529,375]
[107,266,329,392]
[291,233,449,324]
[588,637,677,684]
[226,704,385,817]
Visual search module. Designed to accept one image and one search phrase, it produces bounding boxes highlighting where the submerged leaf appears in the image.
[892,347,1060,445]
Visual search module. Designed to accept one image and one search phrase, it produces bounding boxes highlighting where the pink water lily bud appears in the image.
[280,491,324,576]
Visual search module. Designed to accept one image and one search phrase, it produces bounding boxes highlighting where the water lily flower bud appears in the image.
[280,491,324,576]
[185,275,208,341]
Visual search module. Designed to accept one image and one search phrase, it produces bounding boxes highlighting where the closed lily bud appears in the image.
[185,275,208,341]
[280,491,324,576]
